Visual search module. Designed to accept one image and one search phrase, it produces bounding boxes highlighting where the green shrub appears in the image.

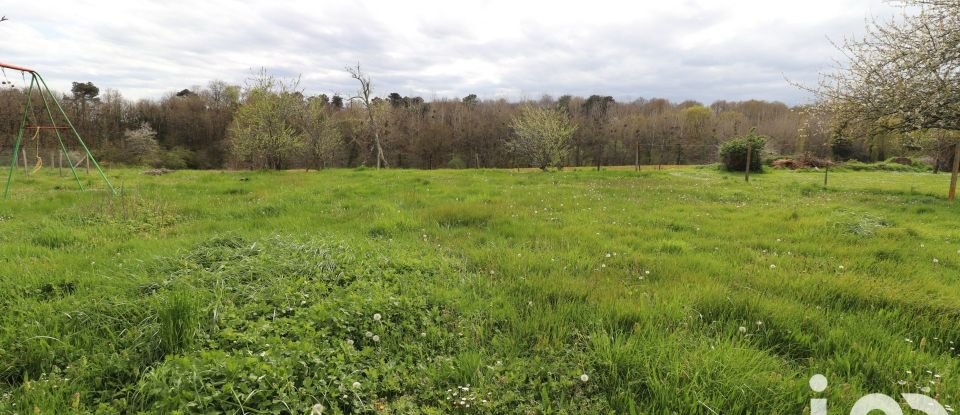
[719,129,767,172]
[447,156,467,169]
[156,147,192,170]
[837,160,930,172]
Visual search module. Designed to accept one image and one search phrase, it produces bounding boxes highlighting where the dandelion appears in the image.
[898,380,907,385]
[933,258,940,264]
[645,270,650,275]
[365,331,373,338]
[312,403,325,415]
[738,326,747,334]
[605,253,611,258]
[921,386,931,393]
[580,374,589,382]
[756,320,763,326]
[373,313,382,322]
[770,264,776,269]
[352,381,361,389]
[347,339,354,346]
[372,335,380,343]
[838,265,845,270]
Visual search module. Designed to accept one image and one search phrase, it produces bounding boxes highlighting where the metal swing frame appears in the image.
[1,62,116,197]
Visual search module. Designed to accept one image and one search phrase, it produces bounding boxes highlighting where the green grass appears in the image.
[0,167,958,414]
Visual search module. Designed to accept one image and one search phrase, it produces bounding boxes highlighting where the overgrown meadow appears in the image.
[0,167,958,414]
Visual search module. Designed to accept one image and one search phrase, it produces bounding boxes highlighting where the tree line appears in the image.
[0,68,937,171]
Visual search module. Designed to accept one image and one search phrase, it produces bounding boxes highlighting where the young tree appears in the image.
[228,71,305,170]
[814,0,960,198]
[346,64,388,169]
[507,106,577,171]
[303,98,342,169]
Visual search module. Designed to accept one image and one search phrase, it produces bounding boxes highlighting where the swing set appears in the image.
[1,61,115,197]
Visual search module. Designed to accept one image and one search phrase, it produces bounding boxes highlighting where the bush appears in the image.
[447,156,466,169]
[837,160,930,172]
[719,129,766,172]
[155,147,192,170]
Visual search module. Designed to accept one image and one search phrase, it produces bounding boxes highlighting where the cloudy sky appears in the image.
[1,0,899,105]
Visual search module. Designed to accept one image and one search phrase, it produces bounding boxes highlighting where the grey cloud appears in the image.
[2,0,898,105]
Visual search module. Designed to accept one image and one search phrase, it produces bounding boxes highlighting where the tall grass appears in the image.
[0,167,958,413]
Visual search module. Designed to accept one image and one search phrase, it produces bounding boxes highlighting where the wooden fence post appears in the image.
[949,143,960,201]
[744,145,752,182]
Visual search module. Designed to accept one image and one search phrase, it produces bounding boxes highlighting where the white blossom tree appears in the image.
[814,0,960,198]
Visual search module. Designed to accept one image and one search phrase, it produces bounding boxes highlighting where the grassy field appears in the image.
[0,166,958,414]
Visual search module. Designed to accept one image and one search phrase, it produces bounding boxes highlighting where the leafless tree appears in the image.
[346,63,388,169]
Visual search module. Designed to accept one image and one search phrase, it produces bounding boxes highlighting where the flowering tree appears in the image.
[123,123,160,166]
[814,0,960,197]
[507,106,577,171]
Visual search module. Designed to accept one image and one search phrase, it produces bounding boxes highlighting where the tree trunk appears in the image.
[635,138,640,171]
[949,143,959,201]
[744,145,752,182]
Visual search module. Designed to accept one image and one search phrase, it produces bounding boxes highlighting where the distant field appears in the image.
[1,167,958,414]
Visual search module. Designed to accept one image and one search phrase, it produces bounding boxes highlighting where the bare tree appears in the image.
[346,63,388,169]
